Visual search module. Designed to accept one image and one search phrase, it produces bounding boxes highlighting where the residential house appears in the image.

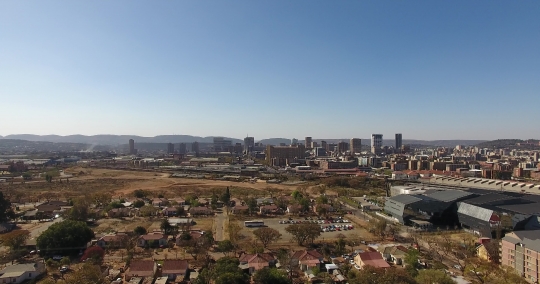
[152,198,168,207]
[291,250,324,271]
[96,233,129,249]
[162,260,189,282]
[189,207,213,216]
[0,261,45,284]
[286,205,303,215]
[175,230,205,246]
[137,233,167,248]
[354,252,390,269]
[162,207,178,217]
[476,238,495,262]
[378,245,408,265]
[108,207,134,218]
[36,201,67,218]
[171,198,186,206]
[256,197,274,205]
[259,205,279,215]
[125,260,157,281]
[232,206,249,215]
[238,253,276,274]
[196,198,209,206]
[313,204,334,215]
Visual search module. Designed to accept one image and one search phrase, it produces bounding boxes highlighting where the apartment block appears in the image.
[266,145,306,167]
[501,230,540,283]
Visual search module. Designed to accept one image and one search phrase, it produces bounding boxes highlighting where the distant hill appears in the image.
[2,134,243,145]
[475,139,540,148]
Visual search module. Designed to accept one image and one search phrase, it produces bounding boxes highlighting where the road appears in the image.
[28,217,63,240]
[214,210,227,242]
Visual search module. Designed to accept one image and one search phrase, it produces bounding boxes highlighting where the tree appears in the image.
[176,206,186,216]
[253,267,292,284]
[134,226,147,235]
[217,240,235,256]
[291,190,302,200]
[246,198,258,215]
[160,219,174,234]
[220,187,231,205]
[133,200,145,208]
[80,246,105,263]
[334,234,347,255]
[37,220,94,255]
[404,248,420,277]
[139,205,157,217]
[253,227,282,248]
[66,197,91,221]
[285,223,321,246]
[368,219,387,240]
[133,189,147,198]
[415,269,456,284]
[0,191,15,222]
[213,257,249,284]
[0,230,30,251]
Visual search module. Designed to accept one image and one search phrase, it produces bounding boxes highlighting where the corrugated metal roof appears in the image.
[388,194,422,205]
[426,190,473,202]
[457,202,493,222]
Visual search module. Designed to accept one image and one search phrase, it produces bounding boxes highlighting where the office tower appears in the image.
[291,138,298,146]
[213,137,232,152]
[266,145,306,167]
[350,138,362,154]
[191,141,200,155]
[337,141,349,153]
[305,137,312,149]
[321,140,327,150]
[129,139,135,155]
[167,143,174,154]
[395,133,402,150]
[178,143,187,154]
[311,141,318,148]
[244,136,255,154]
[371,134,383,154]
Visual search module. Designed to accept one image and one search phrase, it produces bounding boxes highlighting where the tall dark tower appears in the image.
[395,133,402,150]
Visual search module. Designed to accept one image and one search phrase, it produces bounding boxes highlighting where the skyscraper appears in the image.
[178,143,187,154]
[191,141,200,155]
[244,136,255,154]
[337,141,349,153]
[305,137,312,149]
[350,138,362,154]
[167,143,174,154]
[371,134,383,154]
[395,133,403,150]
[129,139,135,155]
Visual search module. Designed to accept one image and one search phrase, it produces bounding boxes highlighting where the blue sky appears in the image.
[1,1,539,140]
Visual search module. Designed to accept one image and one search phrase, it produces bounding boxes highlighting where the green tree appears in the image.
[160,219,174,234]
[220,187,231,205]
[285,223,321,246]
[246,198,258,215]
[176,206,186,216]
[63,263,106,284]
[404,248,420,277]
[217,240,235,256]
[253,267,292,284]
[253,227,282,248]
[37,220,94,255]
[349,266,416,284]
[66,197,91,221]
[133,189,147,198]
[0,192,15,222]
[134,226,147,235]
[415,269,456,284]
[139,205,157,217]
[133,200,145,208]
[0,230,30,251]
[291,190,302,200]
[213,257,249,284]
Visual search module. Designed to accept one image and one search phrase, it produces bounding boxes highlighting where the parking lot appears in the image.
[242,216,369,242]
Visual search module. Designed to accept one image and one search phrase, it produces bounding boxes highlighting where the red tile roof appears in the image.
[162,259,188,274]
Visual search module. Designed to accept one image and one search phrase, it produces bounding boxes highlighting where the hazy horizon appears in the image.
[1,1,539,140]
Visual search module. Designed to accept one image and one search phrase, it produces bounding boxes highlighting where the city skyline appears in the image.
[1,1,539,139]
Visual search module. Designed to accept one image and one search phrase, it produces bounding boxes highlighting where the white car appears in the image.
[349,259,355,264]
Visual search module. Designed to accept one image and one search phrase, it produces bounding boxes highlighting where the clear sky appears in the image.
[1,1,539,140]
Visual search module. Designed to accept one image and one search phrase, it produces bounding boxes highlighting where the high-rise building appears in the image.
[337,141,349,153]
[213,137,232,152]
[395,133,402,150]
[291,138,298,146]
[321,140,327,150]
[129,139,136,155]
[178,143,187,154]
[350,138,362,154]
[266,145,306,166]
[244,136,255,154]
[305,137,312,149]
[167,143,175,154]
[371,134,383,154]
[311,141,318,148]
[191,142,200,155]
